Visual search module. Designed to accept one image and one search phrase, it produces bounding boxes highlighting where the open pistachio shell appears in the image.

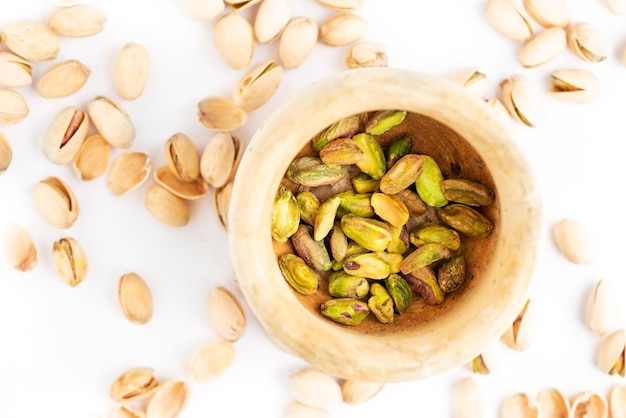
[1,20,60,61]
[200,132,238,188]
[279,17,319,69]
[523,0,570,28]
[567,22,612,63]
[53,237,88,287]
[585,279,618,335]
[501,298,538,351]
[3,224,37,272]
[319,13,368,46]
[37,59,91,98]
[597,329,626,377]
[570,392,608,418]
[468,340,500,374]
[501,393,539,418]
[500,74,546,127]
[73,134,109,181]
[484,0,533,42]
[0,131,12,172]
[346,41,388,69]
[288,367,342,408]
[447,67,488,97]
[609,384,626,418]
[42,106,89,165]
[197,96,247,131]
[110,367,159,402]
[517,27,567,68]
[0,89,29,125]
[108,151,151,196]
[32,176,79,229]
[213,12,255,70]
[165,132,200,181]
[233,60,283,110]
[537,388,570,418]
[549,68,600,104]
[0,52,32,87]
[86,96,135,148]
[254,0,291,43]
[48,4,107,37]
[452,377,483,418]
[154,166,208,200]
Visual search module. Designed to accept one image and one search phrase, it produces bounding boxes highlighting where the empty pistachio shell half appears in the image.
[346,41,388,69]
[1,20,60,61]
[288,367,342,408]
[501,298,538,351]
[207,286,247,341]
[609,384,626,418]
[108,151,152,196]
[87,96,136,148]
[53,237,88,287]
[0,131,12,172]
[501,393,539,418]
[0,89,29,125]
[182,0,225,20]
[500,74,546,127]
[607,0,626,14]
[32,176,79,229]
[37,59,91,98]
[597,329,626,377]
[284,402,331,418]
[115,42,150,101]
[279,17,318,69]
[118,272,153,324]
[198,96,247,132]
[537,388,570,418]
[447,67,488,97]
[110,367,159,402]
[549,68,600,104]
[165,132,200,181]
[213,12,255,70]
[200,132,238,188]
[190,340,236,381]
[154,166,209,200]
[484,0,533,42]
[523,0,570,28]
[3,224,37,272]
[320,13,368,46]
[0,52,32,88]
[145,380,188,418]
[43,106,89,165]
[316,0,363,11]
[567,22,612,63]
[233,60,283,110]
[551,218,596,264]
[112,405,145,418]
[73,134,109,181]
[585,279,619,335]
[48,4,107,37]
[145,184,191,227]
[341,380,384,405]
[570,392,608,418]
[452,377,483,418]
[518,27,566,68]
[254,0,291,43]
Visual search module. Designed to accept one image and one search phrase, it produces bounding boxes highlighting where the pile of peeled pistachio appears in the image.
[271,110,495,326]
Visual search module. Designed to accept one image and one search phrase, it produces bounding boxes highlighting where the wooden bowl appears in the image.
[229,68,541,382]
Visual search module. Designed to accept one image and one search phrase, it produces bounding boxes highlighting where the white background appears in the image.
[1,0,626,417]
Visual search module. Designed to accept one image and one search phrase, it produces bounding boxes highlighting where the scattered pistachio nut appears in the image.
[279,17,319,69]
[452,377,483,418]
[0,131,12,172]
[609,384,626,418]
[53,237,88,287]
[48,4,107,36]
[284,402,331,418]
[1,20,60,61]
[213,179,232,230]
[484,0,533,42]
[523,0,570,28]
[537,387,570,418]
[182,0,225,20]
[115,42,150,101]
[0,51,33,87]
[112,405,146,418]
[316,0,364,11]
[597,329,626,377]
[72,134,109,180]
[517,27,567,68]
[551,218,596,264]
[549,68,600,104]
[32,176,79,229]
[346,41,388,69]
[288,367,343,408]
[197,96,247,132]
[108,151,152,196]
[585,279,618,335]
[37,59,90,98]
[606,0,626,14]
[206,286,247,341]
[165,132,200,182]
[118,272,153,324]
[500,74,546,127]
[0,89,29,124]
[200,132,238,188]
[447,67,488,98]
[3,224,37,272]
[570,392,608,418]
[86,96,136,148]
[190,340,236,381]
[319,13,368,46]
[341,380,384,405]
[213,12,255,70]
[110,367,159,403]
[567,22,612,63]
[501,298,537,351]
[154,166,209,200]
[500,393,539,418]
[233,60,283,111]
[144,184,191,227]
[254,0,291,44]
[145,380,188,418]
[42,106,89,165]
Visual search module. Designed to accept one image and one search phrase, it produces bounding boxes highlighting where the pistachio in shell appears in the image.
[551,218,596,264]
[341,380,384,405]
[53,237,88,287]
[609,384,626,418]
[200,132,238,188]
[213,12,255,70]
[86,96,136,148]
[48,4,107,37]
[1,20,60,61]
[145,380,188,418]
[500,393,539,418]
[233,60,283,110]
[3,224,37,272]
[145,184,191,227]
[206,286,247,341]
[110,367,159,402]
[346,41,388,69]
[452,377,483,418]
[73,134,109,181]
[517,27,567,68]
[570,392,608,418]
[213,179,233,230]
[107,151,152,196]
[319,13,368,46]
[254,0,292,44]
[190,340,236,381]
[36,59,91,98]
[165,132,200,181]
[118,272,153,324]
[32,176,79,229]
[316,0,364,11]
[182,0,225,20]
[447,67,488,98]
[0,89,29,125]
[279,17,319,69]
[42,106,89,165]
[500,74,546,127]
[0,52,33,88]
[484,0,533,42]
[501,298,538,351]
[567,22,612,63]
[115,42,150,101]
[597,329,626,377]
[523,0,570,28]
[549,68,600,104]
[197,96,247,132]
[585,279,619,335]
[537,388,570,418]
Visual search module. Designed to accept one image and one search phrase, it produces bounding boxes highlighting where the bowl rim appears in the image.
[229,68,541,382]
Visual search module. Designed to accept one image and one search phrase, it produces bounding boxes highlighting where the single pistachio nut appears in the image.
[154,166,209,200]
[609,384,626,418]
[3,224,37,272]
[567,22,612,63]
[368,282,394,323]
[200,132,238,188]
[278,253,319,294]
[343,252,390,279]
[48,4,106,36]
[73,134,109,180]
[404,267,445,305]
[501,393,539,418]
[316,0,364,11]
[279,17,318,69]
[336,191,374,217]
[254,0,291,43]
[484,0,533,42]
[32,176,79,229]
[207,286,247,341]
[351,173,380,194]
[144,184,191,227]
[438,204,493,238]
[42,106,89,165]
[233,60,283,110]
[452,377,483,418]
[118,272,153,324]
[319,137,365,165]
[165,132,200,181]
[329,221,348,261]
[0,131,12,172]
[145,380,188,418]
[319,13,368,46]
[284,402,331,418]
[288,367,343,408]
[385,133,413,168]
[386,224,409,254]
[107,151,152,196]
[410,222,461,251]
[112,405,146,418]
[87,96,136,148]
[415,155,447,207]
[501,298,537,351]
[385,274,412,312]
[346,41,388,69]
[365,110,407,136]
[396,189,427,217]
[500,74,546,127]
[340,213,391,252]
[607,0,626,14]
[292,224,332,272]
[190,340,236,381]
[110,367,159,402]
[271,185,300,242]
[400,243,451,275]
[537,388,570,418]
[370,192,409,227]
[53,237,88,287]
[0,89,29,124]
[570,392,608,418]
[312,114,360,151]
[441,178,494,206]
[115,42,150,101]
[198,95,248,132]
[597,329,626,377]
[374,251,402,274]
[320,297,370,325]
[328,270,369,298]
[523,0,570,28]
[517,27,567,68]
[447,67,488,98]
[379,154,424,195]
[352,132,386,180]
[551,218,596,264]
[1,20,60,61]
[586,279,619,335]
[468,341,501,375]
[549,68,600,104]
[182,0,225,20]
[37,59,90,98]
[287,157,344,187]
[213,12,255,70]
[213,179,233,230]
[296,191,320,226]
[437,255,466,293]
[0,52,33,87]
[341,380,384,405]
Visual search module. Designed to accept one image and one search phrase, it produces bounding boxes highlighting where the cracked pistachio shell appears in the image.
[110,367,159,403]
[501,298,538,351]
[154,166,208,200]
[570,392,608,418]
[32,176,79,228]
[501,393,539,418]
[517,27,567,68]
[73,134,109,181]
[3,224,37,272]
[567,22,612,63]
[206,286,247,341]
[190,340,236,381]
[48,4,106,37]
[484,0,533,42]
[346,41,388,69]
[254,0,292,44]
[43,106,89,165]
[0,131,12,172]
[452,377,483,418]
[197,96,247,132]
[37,59,90,98]
[214,12,255,70]
[113,405,146,418]
[284,402,331,418]
[537,388,570,418]
[233,60,283,110]
[146,380,188,418]
[182,0,225,20]
[551,218,596,264]
[87,96,135,148]
[447,67,488,98]
[53,237,88,287]
[165,132,200,181]
[118,272,153,324]
[320,13,368,46]
[213,180,232,230]
[609,384,626,418]
[607,0,626,14]
[289,367,342,408]
[523,0,570,28]
[597,329,626,377]
[0,89,29,125]
[316,0,363,11]
[468,340,501,374]
[1,20,60,61]
[145,184,191,227]
[279,17,318,69]
[0,52,32,88]
[549,68,600,104]
[200,132,238,188]
[500,74,546,127]
[341,380,384,405]
[108,151,152,196]
[585,280,618,335]
[115,42,150,101]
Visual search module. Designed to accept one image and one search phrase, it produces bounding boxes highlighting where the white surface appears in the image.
[1,1,625,417]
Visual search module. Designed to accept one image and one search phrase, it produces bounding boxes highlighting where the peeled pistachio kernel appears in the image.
[336,191,374,217]
[385,274,412,312]
[319,13,368,46]
[366,110,407,136]
[500,74,546,127]
[410,222,461,251]
[400,243,451,275]
[404,267,445,305]
[320,297,370,325]
[279,17,318,69]
[233,60,283,110]
[314,195,341,241]
[551,218,596,265]
[438,204,493,238]
[319,137,365,165]
[341,380,384,405]
[1,20,60,61]
[609,384,626,418]
[53,237,88,287]
[346,41,388,69]
[537,388,570,418]
[374,251,402,274]
[379,154,424,195]
[0,52,33,87]
[316,0,364,11]
[386,225,408,254]
[190,340,236,381]
[452,377,483,418]
[87,96,136,148]
[144,184,191,227]
[42,106,89,165]
[3,224,37,272]
[254,0,291,44]
[570,392,608,418]
[207,286,247,342]
[549,69,600,104]
[213,12,255,70]
[145,380,188,418]
[597,329,626,377]
[182,0,225,20]
[296,191,320,226]
[278,253,319,295]
[607,0,626,14]
[343,252,390,279]
[352,132,386,180]
[37,59,91,98]
[447,67,489,98]
[197,95,247,132]
[370,192,409,227]
[415,155,447,207]
[329,221,348,261]
[501,298,537,351]
[110,367,159,402]
[568,22,612,63]
[0,89,29,124]
[523,0,570,28]
[108,151,152,196]
[73,134,109,181]
[48,4,106,36]
[115,42,150,101]
[385,134,413,168]
[118,273,153,325]
[441,178,494,206]
[287,156,344,187]
[484,0,534,42]
[437,255,466,293]
[396,189,427,217]
[32,176,79,229]
[340,214,391,252]
[292,224,332,272]
[165,132,200,182]
[501,393,539,418]
[0,132,10,173]
[517,27,567,68]
[351,173,380,194]
[312,114,360,151]
[154,166,209,200]
[585,280,619,335]
[368,282,394,324]
[328,270,369,298]
[271,185,300,242]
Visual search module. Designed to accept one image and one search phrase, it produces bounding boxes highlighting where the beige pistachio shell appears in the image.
[468,340,501,374]
[609,384,626,418]
[233,60,283,110]
[119,272,153,324]
[567,22,612,63]
[42,106,89,165]
[213,12,255,70]
[585,280,618,335]
[484,0,533,42]
[500,74,546,127]
[154,166,208,200]
[597,329,626,376]
[145,184,190,227]
[165,132,200,181]
[225,0,263,10]
[319,13,368,46]
[279,17,319,69]
[48,4,106,37]
[254,0,291,43]
[200,132,238,188]
[452,377,483,418]
[115,42,150,101]
[113,405,146,418]
[86,96,136,148]
[341,380,384,405]
[145,380,188,418]
[53,237,88,287]
[213,179,233,230]
[73,134,109,181]
[37,59,91,98]
[501,298,538,351]
[551,218,596,264]
[207,286,247,341]
[316,0,364,11]
[288,367,342,408]
[0,131,12,172]
[182,0,225,20]
[0,52,32,88]
[284,402,331,418]
[346,41,388,69]
[537,388,570,418]
[447,67,488,97]
[3,224,37,272]
[108,151,152,196]
[0,89,29,125]
[32,176,79,229]
[549,68,600,104]
[1,20,60,61]
[190,340,236,381]
[110,367,159,402]
[197,96,247,131]
[517,27,566,68]
[500,393,539,418]
[523,0,570,28]
[606,0,626,14]
[570,392,608,418]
